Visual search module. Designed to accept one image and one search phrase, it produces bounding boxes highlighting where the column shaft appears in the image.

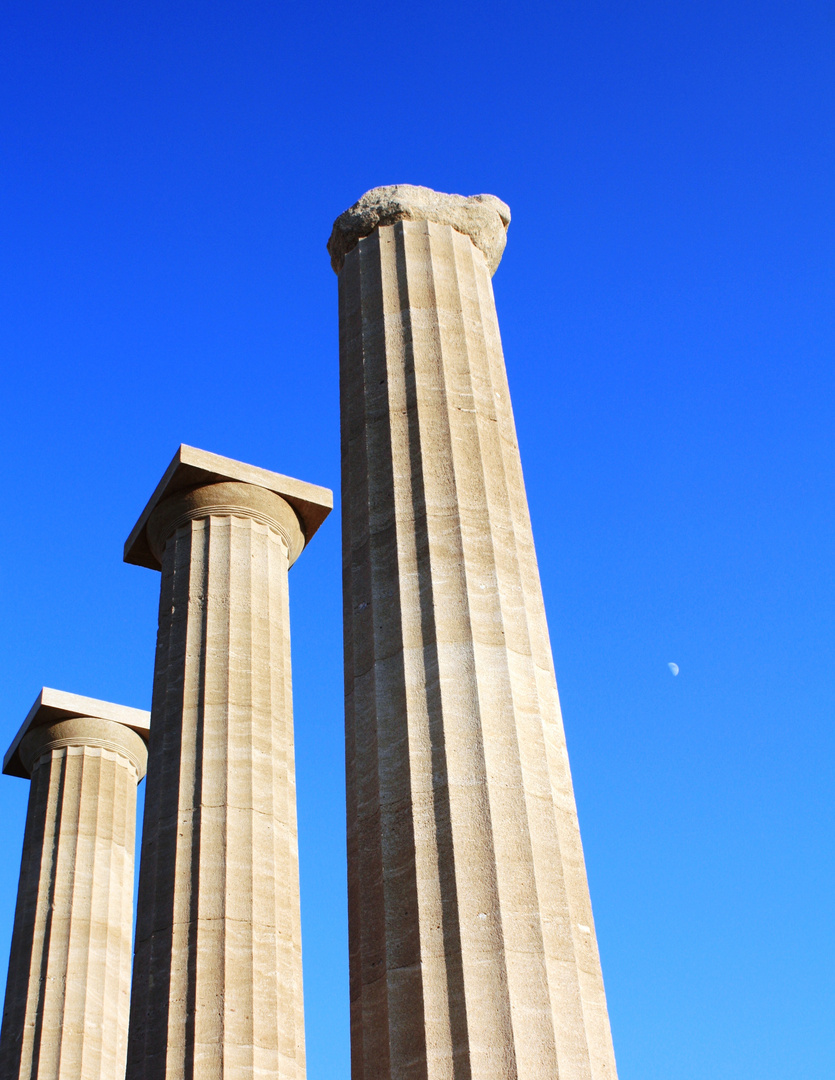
[340,220,617,1079]
[0,735,143,1080]
[126,511,304,1080]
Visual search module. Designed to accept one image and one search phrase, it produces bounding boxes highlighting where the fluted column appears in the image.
[330,185,618,1080]
[0,689,150,1080]
[123,446,331,1080]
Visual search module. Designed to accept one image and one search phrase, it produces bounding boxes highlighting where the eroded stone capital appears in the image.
[147,480,306,566]
[328,184,511,276]
[19,717,149,780]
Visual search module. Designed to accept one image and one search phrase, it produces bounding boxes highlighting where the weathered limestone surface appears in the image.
[328,185,511,276]
[124,447,331,1080]
[334,188,618,1079]
[0,689,150,1080]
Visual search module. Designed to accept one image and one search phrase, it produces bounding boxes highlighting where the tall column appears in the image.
[0,688,150,1080]
[123,445,331,1080]
[330,185,618,1080]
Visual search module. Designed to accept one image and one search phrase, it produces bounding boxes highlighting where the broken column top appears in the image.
[327,184,511,276]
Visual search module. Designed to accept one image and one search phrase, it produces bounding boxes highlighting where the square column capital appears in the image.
[4,689,151,779]
[124,445,333,571]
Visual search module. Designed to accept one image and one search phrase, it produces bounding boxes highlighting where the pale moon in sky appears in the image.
[668,662,680,676]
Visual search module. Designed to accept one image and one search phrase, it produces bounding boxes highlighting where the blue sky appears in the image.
[0,2,833,1076]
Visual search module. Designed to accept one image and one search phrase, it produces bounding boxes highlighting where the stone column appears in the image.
[0,688,150,1080]
[329,185,618,1080]
[123,445,331,1080]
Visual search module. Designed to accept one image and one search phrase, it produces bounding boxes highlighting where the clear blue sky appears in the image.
[0,2,832,1077]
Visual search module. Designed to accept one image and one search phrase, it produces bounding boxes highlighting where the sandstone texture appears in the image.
[328,184,511,275]
[124,448,331,1080]
[336,192,618,1079]
[0,691,150,1080]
